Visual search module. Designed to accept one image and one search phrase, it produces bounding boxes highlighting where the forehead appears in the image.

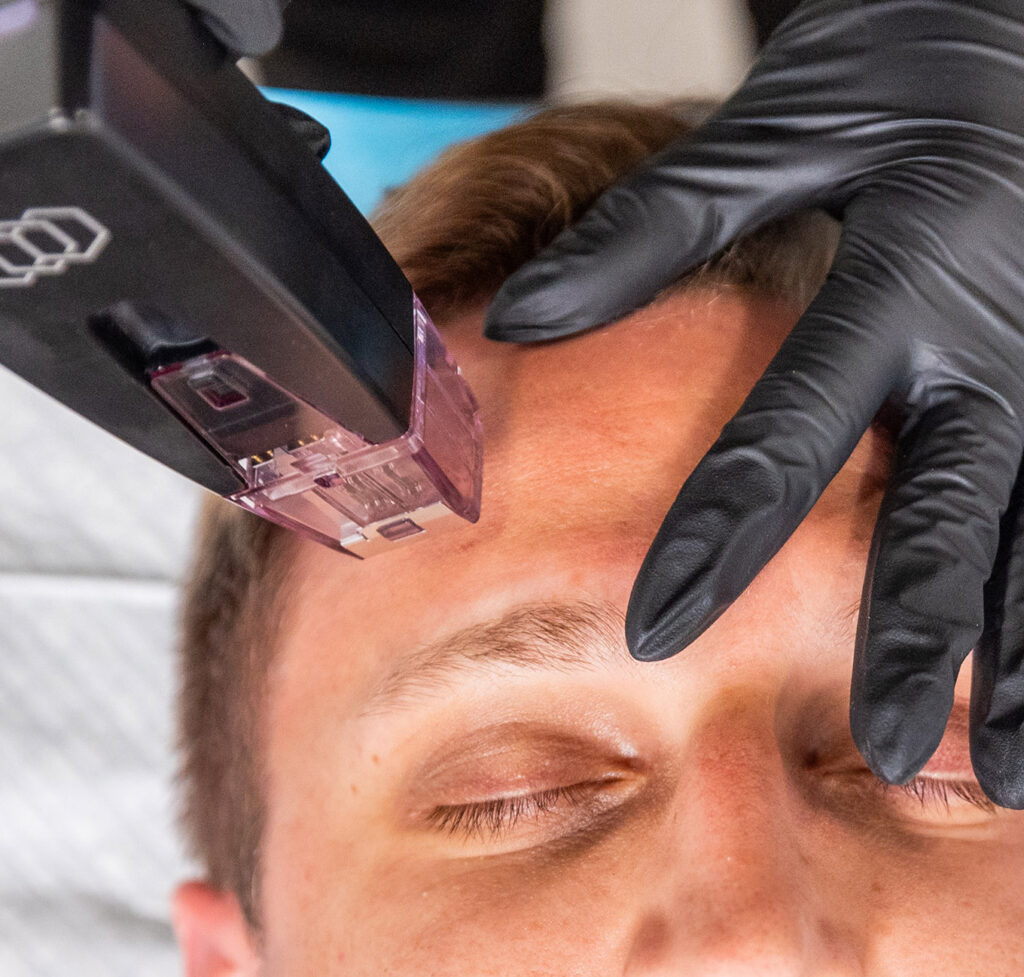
[273,290,886,704]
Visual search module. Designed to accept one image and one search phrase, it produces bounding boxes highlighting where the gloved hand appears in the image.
[176,1,329,159]
[184,0,284,57]
[485,0,1024,807]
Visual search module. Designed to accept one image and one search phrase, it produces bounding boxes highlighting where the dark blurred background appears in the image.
[258,0,802,98]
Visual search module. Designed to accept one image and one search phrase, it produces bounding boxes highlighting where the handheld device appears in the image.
[0,0,482,557]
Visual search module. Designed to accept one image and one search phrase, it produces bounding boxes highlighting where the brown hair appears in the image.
[176,101,839,926]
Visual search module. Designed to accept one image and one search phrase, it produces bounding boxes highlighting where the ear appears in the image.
[173,881,262,977]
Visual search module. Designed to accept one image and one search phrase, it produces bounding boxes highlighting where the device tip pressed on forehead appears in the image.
[149,296,483,557]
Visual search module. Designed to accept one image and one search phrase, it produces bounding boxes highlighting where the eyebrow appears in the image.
[359,600,631,715]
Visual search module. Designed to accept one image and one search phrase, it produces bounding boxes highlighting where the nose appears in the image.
[622,694,863,976]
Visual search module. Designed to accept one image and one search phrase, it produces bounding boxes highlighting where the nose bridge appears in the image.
[623,691,861,976]
[687,694,806,947]
[692,693,790,846]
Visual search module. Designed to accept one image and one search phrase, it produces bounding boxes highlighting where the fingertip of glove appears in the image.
[483,283,579,343]
[862,747,922,787]
[272,103,332,160]
[625,581,724,664]
[485,259,624,343]
[481,314,544,344]
[484,286,530,342]
[975,768,1024,810]
[628,641,675,663]
[971,725,1024,810]
[625,614,690,663]
[851,704,938,786]
[483,306,587,344]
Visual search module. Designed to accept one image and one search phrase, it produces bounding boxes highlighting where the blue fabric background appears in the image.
[264,89,527,214]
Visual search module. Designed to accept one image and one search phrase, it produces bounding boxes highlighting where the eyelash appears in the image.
[426,783,598,840]
[888,776,995,813]
[427,774,997,841]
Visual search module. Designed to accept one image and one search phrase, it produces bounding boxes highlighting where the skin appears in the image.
[174,290,1024,975]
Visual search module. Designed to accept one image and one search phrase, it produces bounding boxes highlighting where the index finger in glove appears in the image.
[484,116,842,344]
[625,256,904,662]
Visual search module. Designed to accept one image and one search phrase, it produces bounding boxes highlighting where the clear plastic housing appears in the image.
[149,296,482,557]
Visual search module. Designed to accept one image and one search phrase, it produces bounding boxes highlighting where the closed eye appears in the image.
[426,781,616,841]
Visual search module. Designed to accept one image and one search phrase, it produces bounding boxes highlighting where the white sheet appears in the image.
[0,366,201,975]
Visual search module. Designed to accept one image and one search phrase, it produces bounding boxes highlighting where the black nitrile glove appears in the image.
[485,0,1024,807]
[177,1,329,158]
[271,101,332,160]
[184,0,283,57]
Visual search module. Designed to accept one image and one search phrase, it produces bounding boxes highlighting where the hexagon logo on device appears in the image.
[0,207,110,287]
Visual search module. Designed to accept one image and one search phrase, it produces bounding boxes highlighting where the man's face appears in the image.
[182,290,1024,975]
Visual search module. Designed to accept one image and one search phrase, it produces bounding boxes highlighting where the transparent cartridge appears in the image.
[149,297,482,557]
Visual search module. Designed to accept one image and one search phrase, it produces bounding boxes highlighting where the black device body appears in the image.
[0,0,416,495]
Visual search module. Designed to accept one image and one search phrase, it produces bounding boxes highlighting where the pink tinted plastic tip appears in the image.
[149,296,482,557]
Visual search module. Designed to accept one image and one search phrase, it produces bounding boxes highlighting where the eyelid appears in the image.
[820,767,1000,828]
[403,721,646,805]
[426,781,605,840]
[418,772,645,851]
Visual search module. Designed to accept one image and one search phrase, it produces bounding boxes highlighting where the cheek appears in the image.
[861,838,1024,972]
[262,804,660,976]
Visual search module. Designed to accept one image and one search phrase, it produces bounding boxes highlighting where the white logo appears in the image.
[0,207,110,288]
